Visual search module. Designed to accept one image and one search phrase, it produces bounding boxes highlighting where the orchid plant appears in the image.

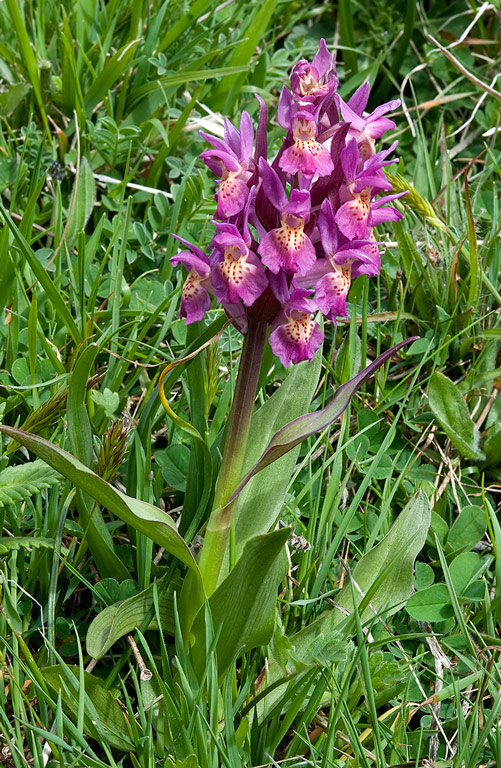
[170,40,415,605]
[0,40,430,746]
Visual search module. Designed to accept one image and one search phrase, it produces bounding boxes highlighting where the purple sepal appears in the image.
[254,95,268,162]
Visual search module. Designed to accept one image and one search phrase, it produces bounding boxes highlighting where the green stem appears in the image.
[198,318,267,595]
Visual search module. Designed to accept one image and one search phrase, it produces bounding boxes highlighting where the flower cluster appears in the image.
[171,40,404,366]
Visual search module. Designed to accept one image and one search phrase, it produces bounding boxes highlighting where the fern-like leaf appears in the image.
[0,537,55,554]
[0,460,62,507]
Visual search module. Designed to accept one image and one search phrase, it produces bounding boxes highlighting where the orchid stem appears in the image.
[198,318,267,596]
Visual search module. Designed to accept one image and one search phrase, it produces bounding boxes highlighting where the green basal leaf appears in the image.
[190,528,290,678]
[42,665,134,751]
[0,426,204,603]
[428,371,485,461]
[257,493,430,712]
[0,82,30,117]
[295,491,430,646]
[0,459,61,507]
[228,338,417,507]
[87,576,180,659]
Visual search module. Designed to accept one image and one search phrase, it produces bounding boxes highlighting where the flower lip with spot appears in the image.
[258,188,316,276]
[170,236,212,324]
[269,289,324,367]
[279,109,334,178]
[209,223,268,307]
[314,262,352,321]
[317,199,381,271]
[200,111,256,219]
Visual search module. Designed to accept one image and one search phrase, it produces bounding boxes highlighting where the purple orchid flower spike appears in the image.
[209,222,268,307]
[258,178,316,276]
[290,39,338,103]
[171,40,405,367]
[269,289,324,367]
[170,236,213,324]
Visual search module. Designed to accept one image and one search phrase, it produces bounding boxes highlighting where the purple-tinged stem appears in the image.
[198,318,267,596]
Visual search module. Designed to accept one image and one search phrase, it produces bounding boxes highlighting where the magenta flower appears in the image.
[199,111,255,219]
[338,82,400,160]
[269,290,324,367]
[258,183,316,276]
[277,90,334,178]
[210,222,268,307]
[335,138,400,239]
[170,237,212,324]
[290,39,338,103]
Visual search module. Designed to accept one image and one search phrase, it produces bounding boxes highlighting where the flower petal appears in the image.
[335,197,370,239]
[269,314,324,366]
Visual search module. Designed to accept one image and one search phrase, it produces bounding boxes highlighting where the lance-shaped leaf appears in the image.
[428,371,485,461]
[42,665,134,751]
[227,338,417,505]
[256,492,430,712]
[87,576,180,659]
[0,426,203,603]
[190,528,290,679]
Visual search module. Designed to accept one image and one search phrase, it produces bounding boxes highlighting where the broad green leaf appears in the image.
[449,552,486,597]
[0,459,61,507]
[0,82,30,116]
[291,492,431,659]
[428,372,485,461]
[228,339,417,507]
[415,561,434,589]
[483,424,501,466]
[0,426,204,604]
[406,584,454,622]
[87,577,180,659]
[446,505,486,553]
[42,665,134,751]
[65,157,96,248]
[191,528,290,678]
